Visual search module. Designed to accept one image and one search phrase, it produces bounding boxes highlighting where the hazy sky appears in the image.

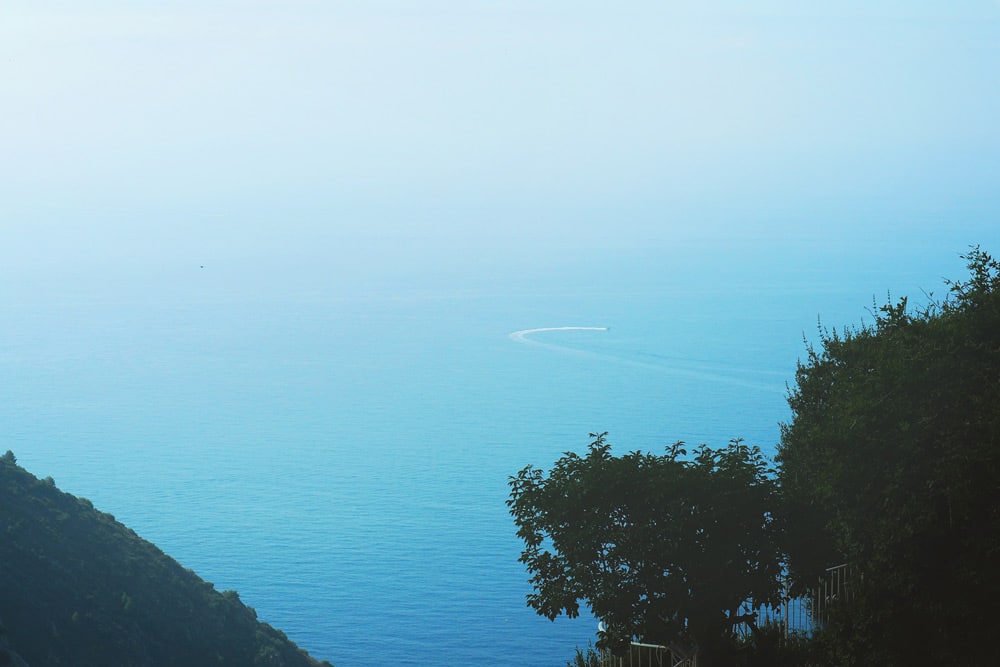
[2,1,998,281]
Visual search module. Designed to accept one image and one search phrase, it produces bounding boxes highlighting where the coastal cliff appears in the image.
[0,451,331,667]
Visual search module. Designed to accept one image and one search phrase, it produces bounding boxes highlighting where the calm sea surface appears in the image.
[1,233,988,665]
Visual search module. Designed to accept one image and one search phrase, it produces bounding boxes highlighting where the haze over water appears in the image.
[2,2,998,665]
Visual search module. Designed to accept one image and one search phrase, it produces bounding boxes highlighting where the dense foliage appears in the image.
[512,247,999,666]
[0,453,332,667]
[777,247,1000,664]
[508,433,782,666]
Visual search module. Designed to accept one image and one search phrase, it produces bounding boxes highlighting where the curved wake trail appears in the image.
[508,325,784,394]
[508,326,609,345]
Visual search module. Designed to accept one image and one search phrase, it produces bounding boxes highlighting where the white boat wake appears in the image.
[508,326,609,344]
[507,325,784,394]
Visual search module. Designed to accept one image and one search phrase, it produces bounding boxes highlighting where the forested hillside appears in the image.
[777,246,1000,664]
[509,247,1000,666]
[0,452,332,667]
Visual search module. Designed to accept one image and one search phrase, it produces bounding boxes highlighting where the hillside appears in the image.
[0,451,332,667]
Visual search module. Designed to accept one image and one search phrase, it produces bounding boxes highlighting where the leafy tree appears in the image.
[508,433,782,666]
[777,246,1000,664]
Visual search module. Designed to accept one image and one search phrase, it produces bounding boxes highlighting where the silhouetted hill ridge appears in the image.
[0,451,332,667]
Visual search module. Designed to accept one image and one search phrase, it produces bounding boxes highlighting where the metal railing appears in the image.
[599,642,696,667]
[738,562,856,638]
[601,563,855,665]
[808,562,855,628]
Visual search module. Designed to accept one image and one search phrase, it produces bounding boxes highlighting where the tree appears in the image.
[507,433,783,666]
[777,246,1000,664]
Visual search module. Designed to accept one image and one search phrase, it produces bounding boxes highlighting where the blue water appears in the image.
[1,231,992,665]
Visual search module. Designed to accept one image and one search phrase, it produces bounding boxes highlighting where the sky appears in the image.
[1,1,998,286]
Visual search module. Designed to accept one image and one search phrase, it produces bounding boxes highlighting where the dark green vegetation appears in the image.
[511,247,1000,666]
[0,452,332,667]
[778,246,1000,665]
[508,435,781,666]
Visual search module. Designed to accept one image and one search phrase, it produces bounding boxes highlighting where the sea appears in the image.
[1,221,993,666]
